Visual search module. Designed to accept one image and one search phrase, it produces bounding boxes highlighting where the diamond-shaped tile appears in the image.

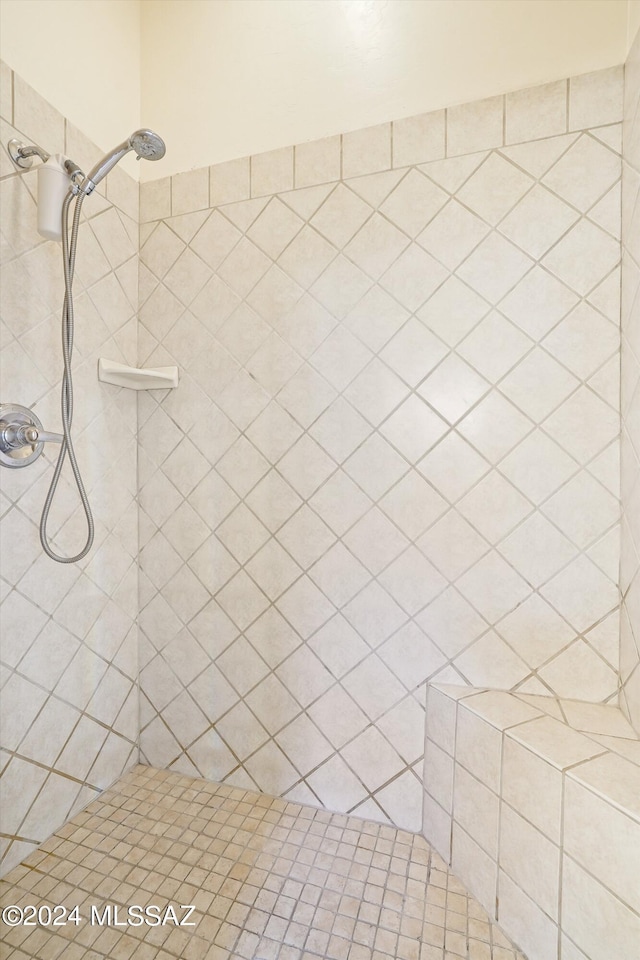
[457,551,531,623]
[308,542,371,607]
[417,432,490,503]
[457,311,532,382]
[379,472,448,539]
[416,199,490,270]
[247,197,304,258]
[245,607,302,668]
[276,714,333,775]
[458,471,532,543]
[277,363,337,428]
[188,536,240,595]
[245,401,303,463]
[309,398,371,463]
[380,169,448,237]
[216,503,270,564]
[417,509,490,581]
[344,507,409,575]
[380,317,448,387]
[542,302,619,380]
[310,326,373,390]
[542,386,619,465]
[311,183,373,247]
[496,593,574,669]
[542,220,620,296]
[276,505,337,567]
[216,701,269,760]
[342,655,406,721]
[277,434,336,499]
[345,285,409,351]
[543,134,621,213]
[246,264,304,326]
[190,210,243,270]
[344,434,409,499]
[380,395,449,462]
[417,586,488,657]
[342,581,408,648]
[498,266,579,341]
[344,358,409,426]
[378,621,446,691]
[308,614,370,679]
[458,392,533,464]
[418,354,490,424]
[308,470,373,536]
[217,236,272,297]
[380,244,449,311]
[454,631,529,688]
[457,154,533,226]
[216,570,270,630]
[379,546,447,614]
[418,276,491,348]
[216,303,271,365]
[245,331,303,396]
[499,512,577,587]
[275,642,335,702]
[275,293,336,358]
[542,471,620,548]
[308,686,369,748]
[277,225,338,288]
[458,233,534,304]
[246,539,303,600]
[498,184,580,259]
[540,555,618,632]
[499,430,577,505]
[245,470,303,533]
[310,254,372,318]
[342,726,404,791]
[344,212,409,278]
[164,248,212,307]
[215,436,270,497]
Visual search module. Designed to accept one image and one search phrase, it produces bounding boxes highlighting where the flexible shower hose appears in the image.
[39,188,95,563]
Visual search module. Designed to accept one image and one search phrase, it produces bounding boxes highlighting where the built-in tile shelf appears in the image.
[98,358,179,390]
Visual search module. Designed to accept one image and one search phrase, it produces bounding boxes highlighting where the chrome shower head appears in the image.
[129,129,166,162]
[81,129,166,195]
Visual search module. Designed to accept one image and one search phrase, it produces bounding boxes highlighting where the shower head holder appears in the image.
[7,138,50,169]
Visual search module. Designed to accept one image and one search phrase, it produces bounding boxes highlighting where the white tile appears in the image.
[393,110,445,167]
[451,823,498,915]
[505,80,568,144]
[498,871,558,960]
[210,157,250,205]
[508,715,603,771]
[561,855,640,960]
[276,577,336,641]
[295,135,341,187]
[447,95,504,156]
[502,737,563,843]
[417,199,490,270]
[343,123,391,178]
[456,708,502,792]
[171,167,209,215]
[251,146,294,196]
[417,587,488,658]
[569,66,624,130]
[457,154,532,226]
[499,805,560,919]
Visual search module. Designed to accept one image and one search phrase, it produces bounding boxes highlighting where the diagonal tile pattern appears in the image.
[138,109,622,829]
[0,69,140,876]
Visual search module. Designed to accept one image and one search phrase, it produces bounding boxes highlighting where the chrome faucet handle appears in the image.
[0,405,63,469]
[18,424,64,445]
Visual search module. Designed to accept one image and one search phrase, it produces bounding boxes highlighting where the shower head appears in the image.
[80,129,166,195]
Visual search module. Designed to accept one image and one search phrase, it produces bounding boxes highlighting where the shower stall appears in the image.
[0,3,638,958]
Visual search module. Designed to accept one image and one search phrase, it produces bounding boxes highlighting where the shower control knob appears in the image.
[0,404,62,469]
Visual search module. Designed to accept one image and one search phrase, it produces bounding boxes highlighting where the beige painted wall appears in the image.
[140,0,630,178]
[0,0,635,179]
[0,0,141,177]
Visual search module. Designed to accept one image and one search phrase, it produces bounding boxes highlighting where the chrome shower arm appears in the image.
[8,138,50,169]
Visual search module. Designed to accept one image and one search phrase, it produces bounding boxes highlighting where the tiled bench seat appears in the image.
[423,683,640,960]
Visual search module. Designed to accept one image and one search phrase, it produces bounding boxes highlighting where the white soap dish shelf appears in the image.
[98,358,179,391]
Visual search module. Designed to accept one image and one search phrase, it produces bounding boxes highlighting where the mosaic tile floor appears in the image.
[0,766,526,960]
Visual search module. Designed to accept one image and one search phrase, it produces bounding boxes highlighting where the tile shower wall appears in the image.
[620,28,640,734]
[138,68,623,831]
[0,64,139,876]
